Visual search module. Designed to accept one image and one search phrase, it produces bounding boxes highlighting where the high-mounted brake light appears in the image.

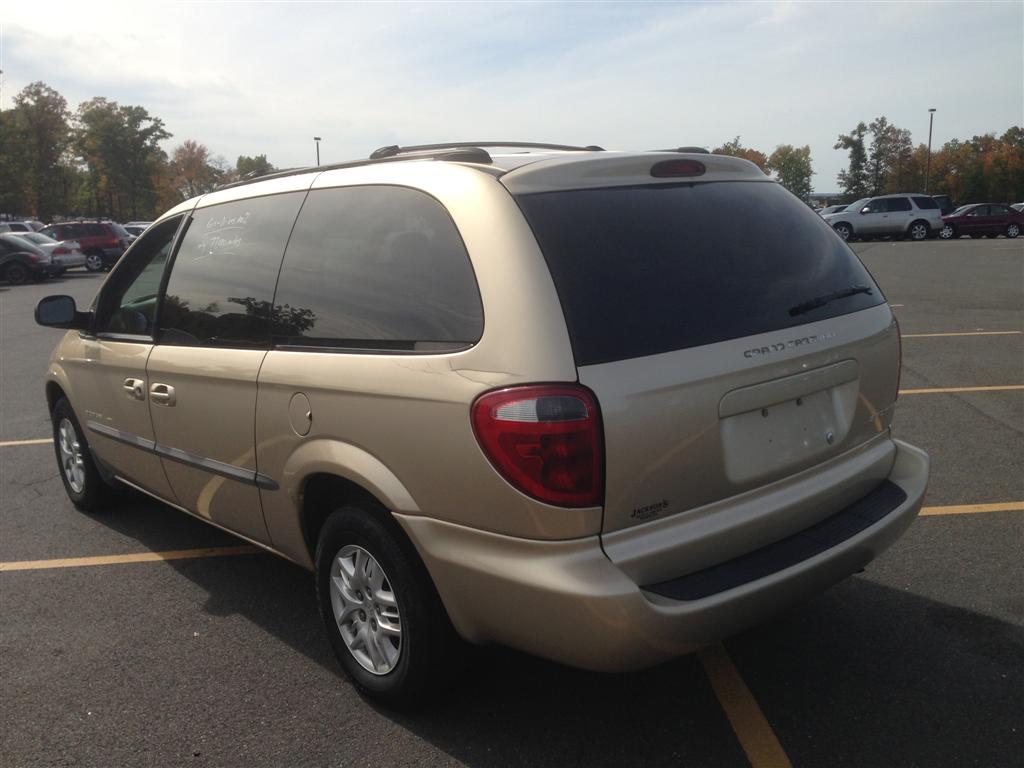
[651,159,706,178]
[472,385,603,508]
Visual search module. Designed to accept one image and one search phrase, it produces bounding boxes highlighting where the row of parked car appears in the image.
[0,219,152,285]
[819,194,1024,242]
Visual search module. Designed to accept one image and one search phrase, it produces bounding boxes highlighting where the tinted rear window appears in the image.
[912,196,939,210]
[886,197,912,212]
[517,181,884,366]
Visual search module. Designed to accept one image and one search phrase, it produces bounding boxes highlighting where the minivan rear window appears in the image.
[517,181,884,366]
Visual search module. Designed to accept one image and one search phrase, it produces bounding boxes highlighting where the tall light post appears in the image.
[924,108,936,193]
[313,136,322,166]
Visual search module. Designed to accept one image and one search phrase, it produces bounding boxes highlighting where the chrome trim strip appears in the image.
[85,421,278,491]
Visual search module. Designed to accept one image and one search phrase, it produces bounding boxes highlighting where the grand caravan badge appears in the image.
[744,331,837,359]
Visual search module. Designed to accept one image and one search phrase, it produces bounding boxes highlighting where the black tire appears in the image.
[3,261,30,285]
[51,397,115,512]
[908,220,930,241]
[1007,223,1021,239]
[315,504,458,708]
[833,222,853,241]
[84,252,104,272]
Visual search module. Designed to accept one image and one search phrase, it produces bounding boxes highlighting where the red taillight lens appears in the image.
[471,385,603,508]
[53,246,70,255]
[893,312,902,399]
[651,159,706,178]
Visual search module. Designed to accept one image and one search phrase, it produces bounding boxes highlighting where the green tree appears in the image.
[867,117,914,195]
[766,144,813,201]
[834,122,870,200]
[12,82,70,220]
[236,154,275,179]
[712,136,768,171]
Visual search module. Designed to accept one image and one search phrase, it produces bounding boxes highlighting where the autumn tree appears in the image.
[834,122,870,200]
[168,140,224,200]
[712,136,768,171]
[766,144,813,201]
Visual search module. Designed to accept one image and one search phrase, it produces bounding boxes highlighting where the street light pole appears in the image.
[924,108,936,193]
[313,136,322,166]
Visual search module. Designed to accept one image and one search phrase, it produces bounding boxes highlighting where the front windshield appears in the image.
[952,205,971,215]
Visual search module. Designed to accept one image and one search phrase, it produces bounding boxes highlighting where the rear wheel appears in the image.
[3,261,30,285]
[939,224,956,239]
[1007,223,1021,239]
[51,398,116,512]
[908,220,929,241]
[84,253,104,272]
[315,503,458,708]
[832,222,853,241]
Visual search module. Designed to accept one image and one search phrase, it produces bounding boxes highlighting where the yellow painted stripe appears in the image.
[0,438,53,448]
[902,331,1022,338]
[699,643,793,768]
[899,385,1024,395]
[0,545,262,572]
[920,501,1024,516]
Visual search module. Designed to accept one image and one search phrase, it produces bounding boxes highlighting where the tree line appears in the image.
[2,81,1022,222]
[0,81,274,222]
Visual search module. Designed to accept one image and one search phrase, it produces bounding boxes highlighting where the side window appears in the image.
[94,216,183,336]
[158,192,305,347]
[85,224,107,237]
[863,199,886,214]
[968,206,989,217]
[271,185,484,351]
[989,205,1010,216]
[886,198,912,212]
[912,196,939,210]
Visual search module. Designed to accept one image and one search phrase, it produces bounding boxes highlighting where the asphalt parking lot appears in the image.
[1,238,1022,768]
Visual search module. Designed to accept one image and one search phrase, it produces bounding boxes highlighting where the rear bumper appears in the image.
[396,438,928,672]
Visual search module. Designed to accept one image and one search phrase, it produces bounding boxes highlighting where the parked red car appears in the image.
[939,204,1023,240]
[38,221,132,271]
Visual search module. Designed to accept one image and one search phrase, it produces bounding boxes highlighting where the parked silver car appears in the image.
[822,193,944,241]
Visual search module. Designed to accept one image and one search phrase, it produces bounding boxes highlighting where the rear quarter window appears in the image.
[270,185,483,351]
[912,196,939,210]
[517,181,884,366]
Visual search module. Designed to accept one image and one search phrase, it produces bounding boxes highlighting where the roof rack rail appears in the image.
[215,147,495,192]
[370,142,604,160]
[655,146,710,154]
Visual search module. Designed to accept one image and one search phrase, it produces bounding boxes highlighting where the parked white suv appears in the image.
[822,194,943,241]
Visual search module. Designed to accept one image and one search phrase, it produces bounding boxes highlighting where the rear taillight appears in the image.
[471,384,603,508]
[28,253,39,262]
[53,246,70,255]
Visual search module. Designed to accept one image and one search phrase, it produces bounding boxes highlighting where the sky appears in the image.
[1,0,1021,193]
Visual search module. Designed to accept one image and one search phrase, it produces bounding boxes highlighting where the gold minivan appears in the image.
[36,143,929,706]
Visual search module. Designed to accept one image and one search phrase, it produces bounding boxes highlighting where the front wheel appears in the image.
[51,398,116,512]
[3,261,30,285]
[315,504,458,708]
[939,224,957,240]
[1007,223,1021,239]
[84,253,104,272]
[833,222,853,241]
[908,221,930,241]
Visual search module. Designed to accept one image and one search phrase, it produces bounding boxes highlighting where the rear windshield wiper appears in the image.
[788,285,873,317]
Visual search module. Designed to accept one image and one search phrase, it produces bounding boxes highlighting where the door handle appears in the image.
[149,383,176,406]
[123,377,146,400]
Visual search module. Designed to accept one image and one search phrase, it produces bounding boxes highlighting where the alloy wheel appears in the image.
[940,225,955,239]
[329,545,402,675]
[58,418,86,493]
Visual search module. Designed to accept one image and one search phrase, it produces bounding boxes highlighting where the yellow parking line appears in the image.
[901,331,1022,338]
[699,643,793,768]
[0,545,262,572]
[899,385,1024,395]
[0,438,53,448]
[920,501,1024,516]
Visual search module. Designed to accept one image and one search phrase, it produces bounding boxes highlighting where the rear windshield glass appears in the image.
[517,181,884,366]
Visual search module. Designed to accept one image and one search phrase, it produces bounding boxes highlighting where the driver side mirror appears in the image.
[35,295,92,330]
[860,207,870,215]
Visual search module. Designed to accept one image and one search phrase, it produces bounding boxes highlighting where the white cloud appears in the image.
[2,0,1021,191]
